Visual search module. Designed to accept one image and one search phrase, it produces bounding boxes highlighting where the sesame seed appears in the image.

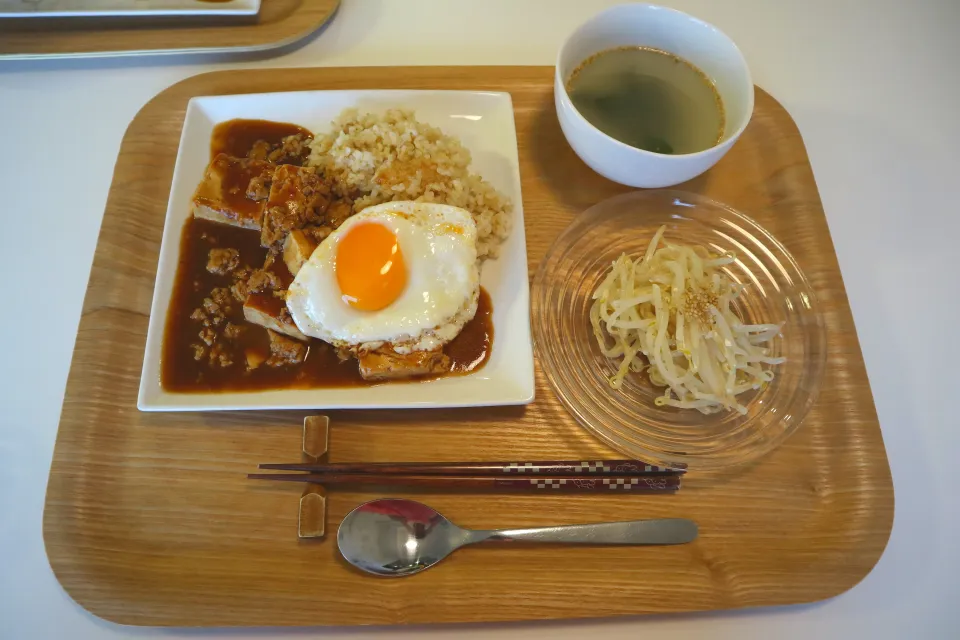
[683,286,718,325]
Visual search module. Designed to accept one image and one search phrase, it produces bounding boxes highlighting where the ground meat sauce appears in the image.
[210,119,311,162]
[160,119,493,393]
[206,248,240,275]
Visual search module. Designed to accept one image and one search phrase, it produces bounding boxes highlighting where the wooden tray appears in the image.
[43,67,894,627]
[0,0,339,60]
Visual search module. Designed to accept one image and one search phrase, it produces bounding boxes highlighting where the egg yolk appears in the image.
[335,222,407,311]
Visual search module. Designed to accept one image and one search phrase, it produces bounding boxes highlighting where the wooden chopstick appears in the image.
[248,472,681,493]
[257,460,685,476]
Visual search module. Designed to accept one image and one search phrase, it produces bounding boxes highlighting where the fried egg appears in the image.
[286,201,480,353]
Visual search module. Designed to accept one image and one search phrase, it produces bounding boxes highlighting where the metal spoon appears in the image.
[337,498,698,577]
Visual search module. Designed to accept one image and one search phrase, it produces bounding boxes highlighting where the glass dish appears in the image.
[532,190,827,471]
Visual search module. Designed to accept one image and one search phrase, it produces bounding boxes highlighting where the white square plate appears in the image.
[138,90,534,411]
[0,0,259,18]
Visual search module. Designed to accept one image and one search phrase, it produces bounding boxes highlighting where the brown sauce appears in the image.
[161,217,494,393]
[446,288,494,374]
[210,119,312,160]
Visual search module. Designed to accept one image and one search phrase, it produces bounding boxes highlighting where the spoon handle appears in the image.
[476,518,697,545]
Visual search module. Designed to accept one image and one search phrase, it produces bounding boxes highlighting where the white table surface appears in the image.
[1,0,958,637]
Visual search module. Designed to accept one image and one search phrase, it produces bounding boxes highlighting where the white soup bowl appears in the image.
[555,4,754,188]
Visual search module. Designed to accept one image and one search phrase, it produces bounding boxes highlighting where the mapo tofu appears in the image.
[161,118,493,393]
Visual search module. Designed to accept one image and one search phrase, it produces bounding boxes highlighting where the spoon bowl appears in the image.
[337,498,698,577]
[337,498,468,577]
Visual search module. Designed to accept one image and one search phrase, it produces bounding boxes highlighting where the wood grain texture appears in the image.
[0,0,339,59]
[42,67,894,627]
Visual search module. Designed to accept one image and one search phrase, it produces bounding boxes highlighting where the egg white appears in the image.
[287,201,480,352]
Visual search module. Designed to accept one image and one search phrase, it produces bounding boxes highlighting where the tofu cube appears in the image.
[192,154,272,230]
[242,292,307,342]
[282,230,318,277]
[358,348,450,381]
